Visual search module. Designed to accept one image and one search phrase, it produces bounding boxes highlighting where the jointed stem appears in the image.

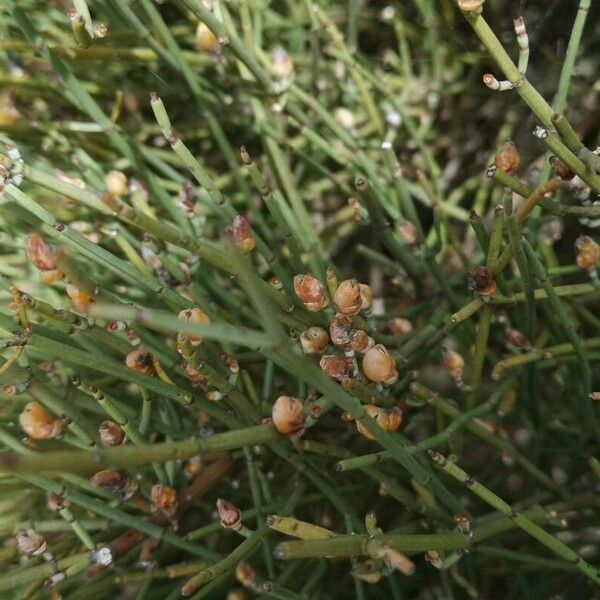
[0,425,281,474]
[429,451,600,585]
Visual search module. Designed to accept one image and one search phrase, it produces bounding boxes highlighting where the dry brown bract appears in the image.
[125,348,155,375]
[25,233,57,271]
[217,498,242,531]
[467,265,496,296]
[177,307,210,347]
[91,470,138,500]
[320,354,354,383]
[493,141,521,175]
[575,235,600,270]
[151,484,178,518]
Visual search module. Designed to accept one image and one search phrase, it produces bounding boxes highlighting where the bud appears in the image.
[506,328,530,349]
[356,405,403,440]
[319,354,354,383]
[333,279,361,315]
[458,0,485,12]
[549,156,574,181]
[299,327,329,354]
[90,470,138,500]
[351,329,375,353]
[99,420,127,447]
[362,344,398,384]
[106,320,127,332]
[272,45,293,78]
[329,313,355,350]
[271,395,305,437]
[217,498,242,531]
[334,107,355,130]
[493,141,521,175]
[47,492,69,512]
[575,235,600,270]
[16,529,47,556]
[151,484,178,517]
[441,346,464,385]
[352,561,382,583]
[178,307,210,347]
[397,220,419,246]
[382,546,415,576]
[389,318,412,336]
[467,265,496,296]
[105,170,128,197]
[184,455,203,477]
[184,363,205,386]
[424,550,444,569]
[125,348,155,375]
[348,197,363,222]
[196,22,219,53]
[358,283,373,312]
[293,275,329,311]
[66,284,95,313]
[25,234,57,271]
[454,513,473,537]
[235,562,256,588]
[19,401,63,440]
[232,215,255,252]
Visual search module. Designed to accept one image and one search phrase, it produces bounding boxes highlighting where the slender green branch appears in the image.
[0,425,280,474]
[182,525,270,595]
[553,0,591,113]
[429,451,600,584]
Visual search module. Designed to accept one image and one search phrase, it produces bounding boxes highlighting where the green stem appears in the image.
[182,525,270,596]
[469,210,489,255]
[552,0,591,114]
[522,239,593,402]
[0,425,280,474]
[0,552,90,593]
[492,336,600,378]
[335,401,494,472]
[505,196,536,337]
[466,305,492,408]
[410,383,562,496]
[429,451,600,584]
[461,12,553,126]
[274,533,471,560]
